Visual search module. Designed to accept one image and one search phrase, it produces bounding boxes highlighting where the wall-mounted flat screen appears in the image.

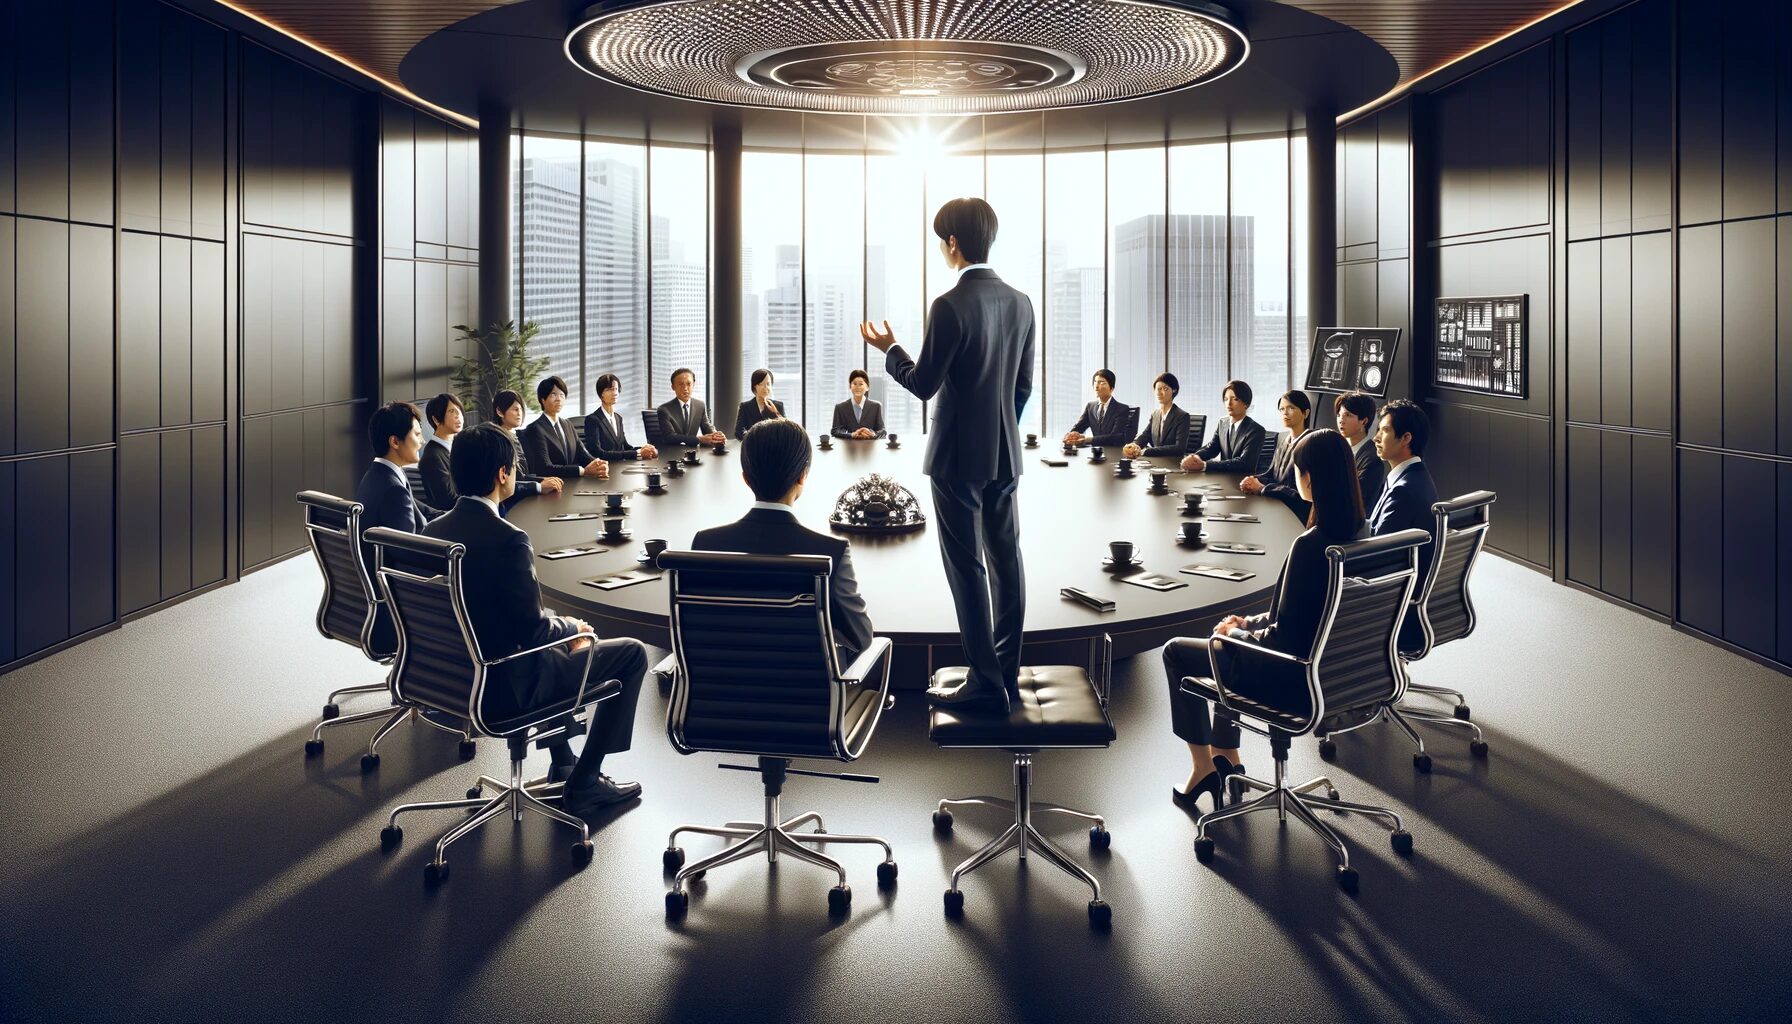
[1433,295,1527,398]
[1303,327,1402,397]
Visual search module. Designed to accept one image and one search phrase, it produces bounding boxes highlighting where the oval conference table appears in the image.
[510,437,1305,687]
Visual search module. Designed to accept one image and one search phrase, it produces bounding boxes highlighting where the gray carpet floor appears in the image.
[1,552,1788,1023]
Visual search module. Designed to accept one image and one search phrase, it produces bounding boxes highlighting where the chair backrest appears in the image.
[297,490,390,660]
[1118,405,1140,441]
[1306,528,1430,722]
[403,465,429,507]
[1257,431,1280,474]
[660,550,874,762]
[1409,490,1497,658]
[1185,414,1208,452]
[365,527,486,727]
[641,408,666,447]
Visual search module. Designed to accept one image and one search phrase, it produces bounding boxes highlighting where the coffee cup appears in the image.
[1090,446,1105,462]
[646,471,663,490]
[1149,469,1168,491]
[642,538,668,563]
[603,492,626,511]
[1182,491,1205,514]
[819,433,833,449]
[712,442,727,455]
[887,433,900,448]
[1116,458,1133,475]
[601,517,626,538]
[1025,433,1038,448]
[665,460,684,477]
[683,450,699,465]
[1062,443,1077,456]
[1108,540,1135,564]
[1179,523,1206,547]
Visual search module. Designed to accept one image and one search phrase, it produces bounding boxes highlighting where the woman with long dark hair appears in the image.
[1162,428,1366,812]
[1241,389,1313,520]
[734,368,787,440]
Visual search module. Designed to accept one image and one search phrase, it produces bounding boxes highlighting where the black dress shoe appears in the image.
[563,775,642,817]
[926,681,1013,713]
[547,763,576,785]
[1171,770,1225,815]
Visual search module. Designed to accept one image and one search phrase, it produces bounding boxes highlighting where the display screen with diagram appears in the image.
[1304,327,1402,397]
[1433,295,1527,398]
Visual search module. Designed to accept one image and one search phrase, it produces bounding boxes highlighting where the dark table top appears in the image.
[512,440,1306,646]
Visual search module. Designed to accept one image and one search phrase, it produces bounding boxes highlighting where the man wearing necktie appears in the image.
[656,367,726,447]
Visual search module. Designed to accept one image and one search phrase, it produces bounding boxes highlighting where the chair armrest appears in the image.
[838,636,894,685]
[1208,631,1308,714]
[485,630,594,667]
[837,636,895,760]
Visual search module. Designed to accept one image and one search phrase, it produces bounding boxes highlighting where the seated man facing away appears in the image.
[691,417,874,662]
[425,424,649,816]
[420,391,559,511]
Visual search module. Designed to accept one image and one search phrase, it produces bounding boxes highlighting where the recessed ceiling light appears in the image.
[564,0,1249,115]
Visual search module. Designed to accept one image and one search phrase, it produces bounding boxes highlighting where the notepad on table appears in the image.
[1207,541,1266,555]
[1119,572,1187,592]
[1180,564,1257,582]
[539,545,605,561]
[548,512,603,522]
[580,569,662,592]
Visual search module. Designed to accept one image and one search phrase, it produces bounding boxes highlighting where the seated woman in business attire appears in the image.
[1161,428,1367,813]
[733,367,786,440]
[583,373,659,463]
[1121,371,1191,459]
[492,389,588,488]
[1240,389,1313,520]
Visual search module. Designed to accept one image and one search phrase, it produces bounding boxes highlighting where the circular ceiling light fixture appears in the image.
[564,0,1249,115]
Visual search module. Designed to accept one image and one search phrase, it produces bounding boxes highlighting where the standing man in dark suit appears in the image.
[656,367,727,447]
[520,376,608,483]
[1063,369,1132,448]
[425,425,649,815]
[692,418,875,660]
[1334,391,1386,509]
[1368,399,1439,650]
[860,197,1034,712]
[1183,378,1268,474]
[831,369,887,439]
[421,392,559,510]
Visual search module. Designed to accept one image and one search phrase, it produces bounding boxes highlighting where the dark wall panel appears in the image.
[241,44,361,237]
[0,463,12,665]
[1434,233,1553,416]
[240,416,271,570]
[1565,23,1601,242]
[161,238,193,427]
[1567,425,1601,587]
[416,261,449,395]
[192,424,226,588]
[1434,44,1552,238]
[1599,236,1631,426]
[1631,232,1671,431]
[1678,224,1722,447]
[120,432,162,615]
[1721,219,1775,455]
[1784,218,1792,456]
[160,12,194,238]
[70,226,114,448]
[1720,1,1777,222]
[1566,240,1600,422]
[382,101,416,258]
[120,233,162,432]
[1598,10,1631,238]
[1630,0,1672,233]
[416,117,449,246]
[15,457,70,658]
[192,241,226,423]
[1337,261,1376,324]
[160,430,193,601]
[68,0,114,226]
[118,0,162,234]
[1677,449,1723,637]
[1782,466,1792,665]
[0,2,14,215]
[190,20,229,242]
[1677,1,1723,225]
[383,258,416,400]
[1721,456,1777,659]
[14,4,70,221]
[1599,430,1632,600]
[1631,433,1672,615]
[68,448,113,636]
[16,220,70,454]
[0,219,12,455]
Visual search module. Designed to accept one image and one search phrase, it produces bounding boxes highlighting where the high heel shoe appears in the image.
[1170,770,1225,815]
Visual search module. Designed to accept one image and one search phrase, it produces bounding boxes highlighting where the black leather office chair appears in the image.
[1318,491,1496,770]
[403,465,430,508]
[365,527,622,884]
[641,409,666,448]
[297,491,475,770]
[657,550,897,919]
[1257,430,1280,474]
[1118,405,1140,446]
[928,641,1117,926]
[1181,529,1429,893]
[1185,414,1208,454]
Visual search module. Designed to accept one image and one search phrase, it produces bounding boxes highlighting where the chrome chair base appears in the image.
[1195,744,1411,893]
[664,792,895,918]
[380,757,589,884]
[935,754,1112,925]
[1317,701,1488,772]
[305,705,475,768]
[1406,680,1470,716]
[322,681,387,717]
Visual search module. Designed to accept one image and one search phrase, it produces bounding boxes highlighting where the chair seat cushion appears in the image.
[1179,675,1313,733]
[482,676,621,736]
[928,666,1114,748]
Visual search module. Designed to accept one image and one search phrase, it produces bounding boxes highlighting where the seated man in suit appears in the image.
[421,392,559,510]
[357,401,443,536]
[657,367,727,447]
[1182,378,1268,474]
[583,373,658,463]
[831,369,887,439]
[1063,368,1133,448]
[520,376,608,483]
[1334,391,1386,509]
[426,425,649,815]
[1369,398,1440,651]
[1123,372,1192,459]
[692,417,874,662]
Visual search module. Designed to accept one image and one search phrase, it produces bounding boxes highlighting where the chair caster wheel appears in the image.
[322,703,340,720]
[1413,753,1432,773]
[571,841,593,868]
[1391,829,1414,856]
[663,847,685,872]
[458,740,477,761]
[827,885,852,916]
[1194,837,1215,864]
[304,739,324,757]
[424,861,449,886]
[665,890,689,918]
[943,889,965,917]
[1469,740,1489,758]
[1327,787,1341,803]
[1318,739,1337,761]
[1337,866,1359,894]
[466,786,482,800]
[1088,900,1112,927]
[360,753,380,773]
[1089,826,1112,850]
[379,826,402,851]
[1453,704,1472,721]
[932,810,953,832]
[876,861,898,889]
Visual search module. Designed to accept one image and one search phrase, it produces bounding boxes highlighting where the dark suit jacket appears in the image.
[885,267,1035,482]
[421,497,582,717]
[733,398,787,440]
[1367,458,1439,650]
[1352,439,1387,511]
[831,398,886,438]
[420,437,540,512]
[520,415,595,481]
[1131,405,1191,457]
[1259,430,1313,521]
[355,461,442,653]
[1067,400,1133,447]
[1226,523,1367,699]
[584,407,641,462]
[1193,415,1268,474]
[690,506,875,661]
[657,398,716,446]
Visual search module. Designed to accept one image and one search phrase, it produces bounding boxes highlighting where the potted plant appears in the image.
[449,319,550,422]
